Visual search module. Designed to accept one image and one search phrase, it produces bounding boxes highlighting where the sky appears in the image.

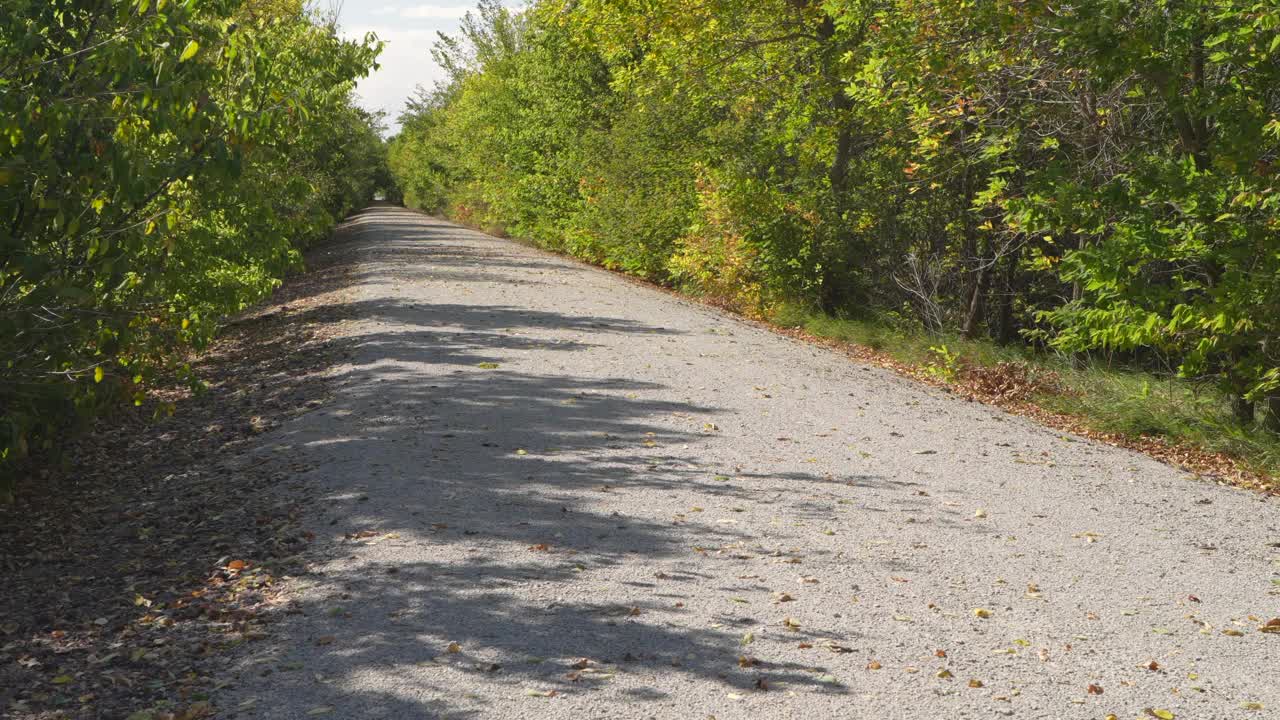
[333,1,522,135]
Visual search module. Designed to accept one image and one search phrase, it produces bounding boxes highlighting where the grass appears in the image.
[769,304,1280,484]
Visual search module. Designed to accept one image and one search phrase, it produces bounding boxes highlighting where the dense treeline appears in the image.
[390,0,1280,431]
[1,0,388,483]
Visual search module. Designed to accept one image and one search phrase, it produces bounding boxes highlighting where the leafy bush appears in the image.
[0,0,389,486]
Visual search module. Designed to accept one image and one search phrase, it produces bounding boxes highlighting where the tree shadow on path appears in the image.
[221,207,884,718]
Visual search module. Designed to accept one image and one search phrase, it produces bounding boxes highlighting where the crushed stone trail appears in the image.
[222,205,1280,719]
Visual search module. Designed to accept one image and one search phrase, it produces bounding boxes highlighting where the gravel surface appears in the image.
[221,205,1280,720]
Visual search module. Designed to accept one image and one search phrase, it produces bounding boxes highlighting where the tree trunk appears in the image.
[1231,395,1255,426]
[1263,394,1280,434]
[961,255,989,340]
[995,249,1018,344]
[813,12,858,317]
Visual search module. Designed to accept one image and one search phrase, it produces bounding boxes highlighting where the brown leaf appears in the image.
[1088,684,1104,695]
[226,560,247,571]
[968,679,984,688]
[738,655,759,668]
[866,660,882,670]
[1147,660,1160,672]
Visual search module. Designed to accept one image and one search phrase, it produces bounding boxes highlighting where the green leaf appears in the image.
[179,40,200,63]
[94,367,104,384]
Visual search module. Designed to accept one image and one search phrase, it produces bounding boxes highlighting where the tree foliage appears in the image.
[1,0,389,481]
[390,0,1280,424]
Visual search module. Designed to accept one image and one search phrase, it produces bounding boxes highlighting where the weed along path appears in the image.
[222,205,1280,720]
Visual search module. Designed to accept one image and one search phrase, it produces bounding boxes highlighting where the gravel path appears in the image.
[222,205,1280,720]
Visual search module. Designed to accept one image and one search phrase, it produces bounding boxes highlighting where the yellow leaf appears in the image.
[94,367,104,383]
[973,608,992,619]
[1147,710,1175,720]
[179,40,200,62]
[51,674,74,684]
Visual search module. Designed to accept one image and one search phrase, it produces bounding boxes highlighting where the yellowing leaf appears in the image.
[1147,710,1175,720]
[973,608,992,619]
[179,40,200,63]
[51,674,73,684]
[94,367,104,383]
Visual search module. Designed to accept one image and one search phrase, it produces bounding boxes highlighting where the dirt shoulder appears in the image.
[0,211,371,720]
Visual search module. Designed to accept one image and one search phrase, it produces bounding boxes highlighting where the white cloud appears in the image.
[344,26,448,132]
[399,4,471,19]
[339,2,525,134]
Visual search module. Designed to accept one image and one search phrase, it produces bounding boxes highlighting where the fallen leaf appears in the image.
[1147,660,1160,671]
[316,636,335,646]
[974,509,988,519]
[525,689,557,697]
[51,675,73,685]
[738,655,759,668]
[1088,684,1103,695]
[968,679,984,688]
[227,560,247,571]
[1223,629,1245,637]
[446,642,461,654]
[306,707,333,716]
[936,669,954,679]
[973,608,992,619]
[866,661,882,670]
[1240,702,1265,711]
[1146,709,1175,720]
[476,362,499,369]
